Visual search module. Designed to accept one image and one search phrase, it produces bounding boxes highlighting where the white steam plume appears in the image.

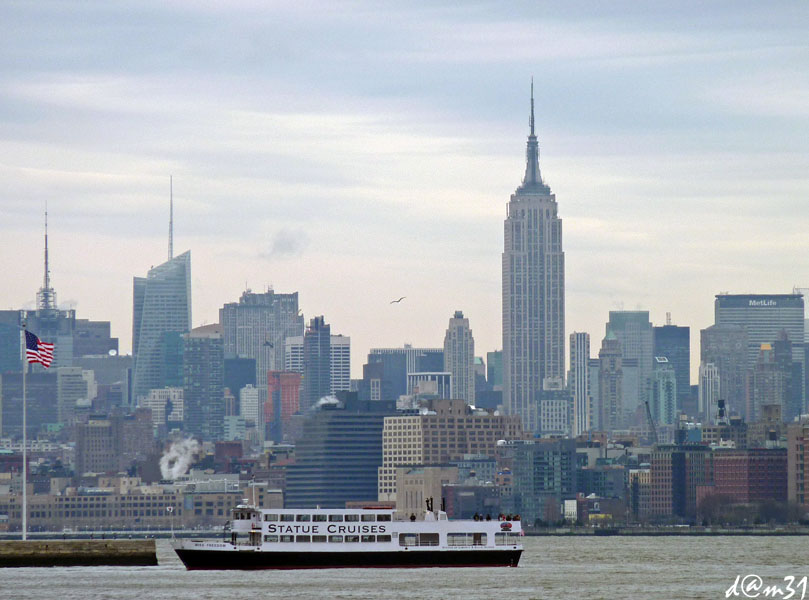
[160,438,200,480]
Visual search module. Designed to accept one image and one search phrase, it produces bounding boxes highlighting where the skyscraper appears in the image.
[502,83,565,433]
[651,357,677,426]
[653,324,690,408]
[219,289,303,404]
[698,362,721,424]
[714,294,805,370]
[266,371,301,442]
[443,310,475,404]
[132,251,191,401]
[302,316,331,411]
[606,311,653,423]
[714,294,805,416]
[285,396,394,508]
[182,324,224,441]
[569,332,591,436]
[56,366,91,425]
[330,334,351,395]
[701,323,748,419]
[598,332,623,432]
[0,311,22,373]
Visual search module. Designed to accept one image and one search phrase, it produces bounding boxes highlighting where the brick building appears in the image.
[787,418,809,505]
[696,448,787,506]
[266,371,301,442]
[378,398,525,503]
[650,444,713,520]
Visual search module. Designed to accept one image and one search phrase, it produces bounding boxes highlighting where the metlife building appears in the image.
[714,294,805,414]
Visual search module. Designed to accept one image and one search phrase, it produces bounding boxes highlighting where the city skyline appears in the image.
[2,2,809,378]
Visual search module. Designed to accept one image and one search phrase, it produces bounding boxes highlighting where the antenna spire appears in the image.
[518,77,547,192]
[44,205,49,292]
[37,203,56,310]
[168,175,174,260]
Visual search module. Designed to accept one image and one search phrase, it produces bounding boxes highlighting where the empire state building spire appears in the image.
[518,79,550,194]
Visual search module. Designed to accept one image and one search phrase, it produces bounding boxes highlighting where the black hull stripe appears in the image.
[175,549,522,570]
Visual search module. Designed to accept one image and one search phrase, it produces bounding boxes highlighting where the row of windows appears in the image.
[263,513,392,523]
[494,532,521,545]
[265,534,393,544]
[446,533,487,546]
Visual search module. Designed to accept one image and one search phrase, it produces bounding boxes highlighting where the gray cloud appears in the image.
[261,228,309,260]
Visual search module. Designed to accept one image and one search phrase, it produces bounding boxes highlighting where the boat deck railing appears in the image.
[400,540,440,547]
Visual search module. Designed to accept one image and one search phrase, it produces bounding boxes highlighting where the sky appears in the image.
[1,1,808,379]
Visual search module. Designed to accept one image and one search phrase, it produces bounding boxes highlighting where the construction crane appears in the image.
[645,400,659,446]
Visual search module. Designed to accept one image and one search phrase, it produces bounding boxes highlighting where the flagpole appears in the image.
[21,330,27,542]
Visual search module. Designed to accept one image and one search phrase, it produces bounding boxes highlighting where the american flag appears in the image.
[25,330,54,368]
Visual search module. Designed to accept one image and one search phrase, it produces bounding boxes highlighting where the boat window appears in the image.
[280,514,295,522]
[447,533,472,546]
[263,535,278,543]
[312,515,328,522]
[296,514,311,522]
[312,535,327,543]
[399,533,417,547]
[495,532,520,546]
[361,535,375,543]
[419,533,439,546]
[279,535,295,543]
[376,514,391,522]
[263,514,278,522]
[345,514,359,522]
[361,514,375,522]
[447,531,487,546]
[345,535,360,543]
[377,535,392,543]
[328,535,343,543]
[328,515,343,522]
[296,535,311,543]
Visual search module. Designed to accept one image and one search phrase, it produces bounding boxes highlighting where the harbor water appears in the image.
[0,535,805,599]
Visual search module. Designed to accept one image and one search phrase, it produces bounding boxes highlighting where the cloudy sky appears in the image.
[2,1,808,378]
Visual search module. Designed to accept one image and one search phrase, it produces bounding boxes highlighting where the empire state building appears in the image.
[502,84,565,433]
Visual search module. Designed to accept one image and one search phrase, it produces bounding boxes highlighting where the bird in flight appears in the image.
[390,296,406,304]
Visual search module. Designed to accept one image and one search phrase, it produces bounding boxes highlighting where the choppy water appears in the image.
[1,536,806,599]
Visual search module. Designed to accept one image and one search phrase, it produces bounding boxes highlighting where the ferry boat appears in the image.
[173,504,523,569]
